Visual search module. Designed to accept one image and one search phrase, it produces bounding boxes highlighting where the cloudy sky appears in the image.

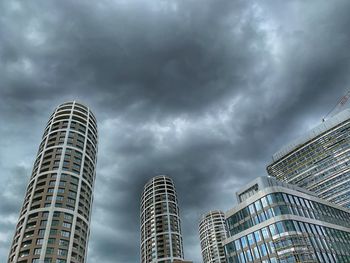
[0,0,350,262]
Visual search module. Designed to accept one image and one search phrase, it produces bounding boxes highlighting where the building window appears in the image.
[59,239,69,247]
[240,236,248,249]
[42,212,49,218]
[254,230,262,242]
[61,230,70,238]
[58,249,67,256]
[66,205,75,211]
[261,227,270,239]
[38,229,45,237]
[52,220,59,226]
[46,247,54,254]
[53,212,61,217]
[63,222,71,228]
[64,213,73,221]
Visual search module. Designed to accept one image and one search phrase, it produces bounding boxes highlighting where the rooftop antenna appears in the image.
[322,90,350,122]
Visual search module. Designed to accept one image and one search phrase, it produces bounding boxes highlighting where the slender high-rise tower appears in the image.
[199,211,227,263]
[140,175,184,263]
[7,101,98,263]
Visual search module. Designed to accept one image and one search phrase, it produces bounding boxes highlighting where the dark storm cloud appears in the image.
[1,0,350,262]
[0,164,31,260]
[0,165,29,214]
[0,0,269,120]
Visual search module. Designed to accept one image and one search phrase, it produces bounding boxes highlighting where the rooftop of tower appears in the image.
[57,100,86,108]
[143,174,173,186]
[270,108,350,163]
[200,210,225,221]
[55,100,97,120]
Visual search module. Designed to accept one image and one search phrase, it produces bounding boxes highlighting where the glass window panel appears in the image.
[254,230,262,242]
[241,236,248,249]
[247,233,255,246]
[261,196,269,208]
[261,227,270,239]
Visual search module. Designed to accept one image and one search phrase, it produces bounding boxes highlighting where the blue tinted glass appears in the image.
[235,239,241,250]
[261,196,268,208]
[261,227,270,239]
[254,200,262,212]
[259,243,268,256]
[246,249,253,261]
[269,224,277,236]
[248,204,255,214]
[254,230,262,242]
[276,222,284,234]
[247,233,255,246]
[241,236,248,249]
[239,252,246,263]
[253,246,260,259]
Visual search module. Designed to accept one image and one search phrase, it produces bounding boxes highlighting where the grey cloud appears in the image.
[1,0,350,262]
[1,0,269,121]
[0,165,30,218]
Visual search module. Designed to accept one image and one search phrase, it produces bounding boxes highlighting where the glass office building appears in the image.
[223,177,350,263]
[267,109,350,209]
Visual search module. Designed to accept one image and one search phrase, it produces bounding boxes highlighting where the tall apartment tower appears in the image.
[199,210,227,263]
[7,101,98,263]
[140,175,184,263]
[267,109,350,209]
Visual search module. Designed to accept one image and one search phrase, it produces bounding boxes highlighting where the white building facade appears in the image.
[199,210,227,263]
[140,175,184,263]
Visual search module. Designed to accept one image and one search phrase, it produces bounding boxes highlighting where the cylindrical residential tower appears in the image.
[7,101,98,263]
[199,210,227,263]
[140,175,184,263]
